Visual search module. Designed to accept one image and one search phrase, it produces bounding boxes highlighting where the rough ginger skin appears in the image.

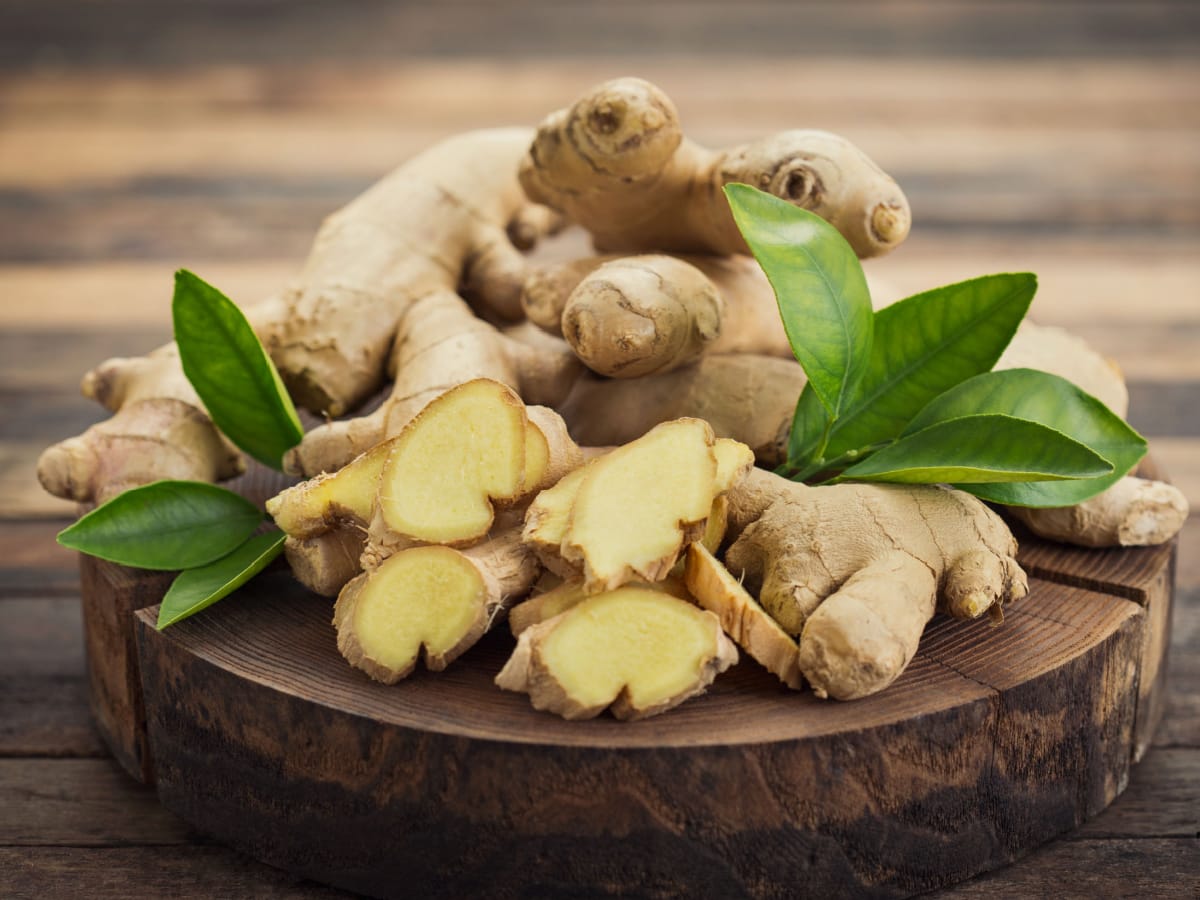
[37,129,579,500]
[519,77,911,259]
[724,468,1028,700]
[521,253,792,378]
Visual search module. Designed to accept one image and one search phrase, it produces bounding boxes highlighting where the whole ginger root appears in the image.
[38,128,578,503]
[723,468,1028,700]
[520,77,911,259]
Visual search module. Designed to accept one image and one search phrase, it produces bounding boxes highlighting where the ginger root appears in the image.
[724,468,1028,700]
[521,253,791,378]
[38,128,576,502]
[496,586,737,720]
[521,77,910,259]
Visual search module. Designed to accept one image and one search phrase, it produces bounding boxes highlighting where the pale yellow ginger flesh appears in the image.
[335,546,487,684]
[496,586,737,720]
[508,573,691,636]
[266,440,390,538]
[684,543,803,690]
[562,418,718,591]
[713,438,756,494]
[521,461,595,577]
[377,379,527,545]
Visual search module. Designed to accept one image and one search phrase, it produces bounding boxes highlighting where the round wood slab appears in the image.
[111,516,1174,899]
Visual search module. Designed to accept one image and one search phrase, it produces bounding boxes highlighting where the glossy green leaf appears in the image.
[905,368,1147,506]
[837,414,1113,485]
[56,480,263,570]
[789,273,1037,467]
[173,269,303,469]
[724,183,873,420]
[156,530,286,629]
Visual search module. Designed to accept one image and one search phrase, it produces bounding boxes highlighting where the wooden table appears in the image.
[1,2,1197,896]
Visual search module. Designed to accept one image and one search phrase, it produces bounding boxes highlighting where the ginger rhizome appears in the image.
[723,468,1028,700]
[496,586,738,721]
[38,128,580,500]
[520,253,791,378]
[269,380,582,684]
[520,77,911,259]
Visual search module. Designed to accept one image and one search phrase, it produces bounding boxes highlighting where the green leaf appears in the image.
[56,480,263,570]
[905,368,1147,506]
[724,183,873,421]
[156,530,286,629]
[837,414,1113,484]
[173,269,303,469]
[789,273,1037,467]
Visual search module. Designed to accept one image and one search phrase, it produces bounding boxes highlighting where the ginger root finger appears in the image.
[37,399,243,504]
[336,531,540,684]
[723,469,1027,698]
[520,77,909,259]
[560,255,725,378]
[284,530,366,599]
[1009,475,1189,548]
[496,586,737,721]
[684,543,803,690]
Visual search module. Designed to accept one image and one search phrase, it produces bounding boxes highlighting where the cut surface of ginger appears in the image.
[267,439,390,537]
[335,546,487,683]
[377,379,527,544]
[684,543,803,690]
[562,418,718,591]
[496,586,737,720]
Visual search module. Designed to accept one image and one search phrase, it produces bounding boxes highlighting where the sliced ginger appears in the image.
[684,543,803,690]
[376,379,527,545]
[496,586,737,720]
[336,530,539,684]
[267,439,391,538]
[508,573,691,637]
[561,418,719,591]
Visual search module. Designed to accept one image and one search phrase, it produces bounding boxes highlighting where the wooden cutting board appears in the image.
[79,463,1176,899]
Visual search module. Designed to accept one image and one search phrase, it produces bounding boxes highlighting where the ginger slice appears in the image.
[335,533,538,684]
[522,462,594,576]
[508,573,691,636]
[267,439,391,538]
[562,418,718,591]
[376,379,527,545]
[684,543,803,690]
[713,438,755,494]
[496,586,737,720]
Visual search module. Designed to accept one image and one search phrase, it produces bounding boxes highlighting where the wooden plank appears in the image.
[4,59,1197,132]
[0,237,1197,328]
[1074,748,1200,837]
[930,838,1200,897]
[0,594,103,757]
[0,521,80,596]
[1,1,1197,69]
[0,758,192,845]
[1157,518,1200,748]
[0,847,350,899]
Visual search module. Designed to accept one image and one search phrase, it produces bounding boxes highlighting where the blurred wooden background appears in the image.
[1,1,1197,897]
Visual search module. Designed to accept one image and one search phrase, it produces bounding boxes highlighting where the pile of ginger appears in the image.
[40,78,1188,718]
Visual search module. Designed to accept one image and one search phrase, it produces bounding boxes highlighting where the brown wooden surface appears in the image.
[1,1,1198,897]
[127,561,1157,897]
